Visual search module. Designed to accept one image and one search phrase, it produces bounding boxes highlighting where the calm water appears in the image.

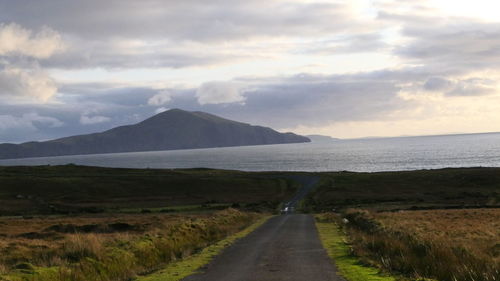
[1,133,500,172]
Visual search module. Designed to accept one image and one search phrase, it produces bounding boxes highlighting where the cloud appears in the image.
[0,114,34,131]
[0,65,57,101]
[24,112,64,128]
[0,23,65,59]
[0,23,63,103]
[423,77,453,92]
[154,107,168,114]
[0,1,374,70]
[302,33,388,54]
[397,23,500,73]
[148,90,172,106]
[422,77,497,96]
[446,78,496,96]
[0,112,63,131]
[0,112,64,143]
[41,38,244,69]
[376,1,500,76]
[2,0,500,141]
[196,81,246,105]
[0,1,367,41]
[80,114,111,125]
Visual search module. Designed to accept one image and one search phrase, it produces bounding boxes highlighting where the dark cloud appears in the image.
[0,0,372,69]
[424,77,453,92]
[422,76,495,97]
[386,14,500,74]
[0,0,360,41]
[39,40,243,69]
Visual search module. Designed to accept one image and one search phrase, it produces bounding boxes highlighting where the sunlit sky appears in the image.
[1,0,500,142]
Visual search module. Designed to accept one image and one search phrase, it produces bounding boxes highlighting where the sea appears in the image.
[1,133,500,172]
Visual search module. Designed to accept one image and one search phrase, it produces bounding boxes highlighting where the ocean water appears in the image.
[1,133,500,172]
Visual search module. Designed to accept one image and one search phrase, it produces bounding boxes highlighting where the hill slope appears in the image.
[0,109,310,159]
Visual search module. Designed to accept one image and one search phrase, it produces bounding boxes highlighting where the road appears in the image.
[183,214,343,281]
[183,176,344,281]
[281,175,320,213]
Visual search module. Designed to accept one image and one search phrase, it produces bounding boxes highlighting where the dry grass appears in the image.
[376,209,500,264]
[0,209,261,281]
[339,208,500,281]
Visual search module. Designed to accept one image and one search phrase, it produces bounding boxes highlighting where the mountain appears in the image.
[0,109,310,160]
[306,135,340,143]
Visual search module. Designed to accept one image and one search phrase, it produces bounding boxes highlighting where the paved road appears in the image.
[281,175,320,213]
[183,214,344,281]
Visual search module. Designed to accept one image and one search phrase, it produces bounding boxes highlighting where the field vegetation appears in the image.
[2,165,500,281]
[303,167,500,212]
[0,209,262,281]
[321,209,499,281]
[304,168,500,281]
[0,165,299,215]
[315,214,396,281]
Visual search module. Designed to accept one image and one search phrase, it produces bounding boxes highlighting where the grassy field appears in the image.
[0,209,262,281]
[0,165,299,215]
[303,167,500,212]
[329,208,499,281]
[305,168,500,281]
[2,165,500,281]
[0,165,298,280]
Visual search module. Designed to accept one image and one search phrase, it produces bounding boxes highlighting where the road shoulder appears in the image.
[135,215,273,281]
[315,215,397,281]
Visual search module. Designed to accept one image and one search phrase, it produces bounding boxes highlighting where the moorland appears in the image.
[0,165,498,281]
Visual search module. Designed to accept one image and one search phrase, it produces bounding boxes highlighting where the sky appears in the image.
[1,0,500,143]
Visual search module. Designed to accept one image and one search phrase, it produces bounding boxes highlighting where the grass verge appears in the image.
[135,215,272,281]
[0,209,263,281]
[315,215,396,281]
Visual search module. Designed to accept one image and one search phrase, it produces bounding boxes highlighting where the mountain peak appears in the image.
[0,109,310,160]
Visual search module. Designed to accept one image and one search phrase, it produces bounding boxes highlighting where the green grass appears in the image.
[315,217,396,281]
[135,215,272,281]
[0,266,60,281]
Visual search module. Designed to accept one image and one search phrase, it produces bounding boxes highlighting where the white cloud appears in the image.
[447,78,497,96]
[0,23,65,59]
[148,90,172,106]
[196,81,246,105]
[154,107,168,114]
[0,23,63,103]
[80,114,111,125]
[0,66,57,101]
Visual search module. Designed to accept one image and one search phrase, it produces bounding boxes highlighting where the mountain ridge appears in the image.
[0,109,310,160]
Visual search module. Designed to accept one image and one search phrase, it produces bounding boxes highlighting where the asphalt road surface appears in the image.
[281,175,320,213]
[183,214,345,281]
